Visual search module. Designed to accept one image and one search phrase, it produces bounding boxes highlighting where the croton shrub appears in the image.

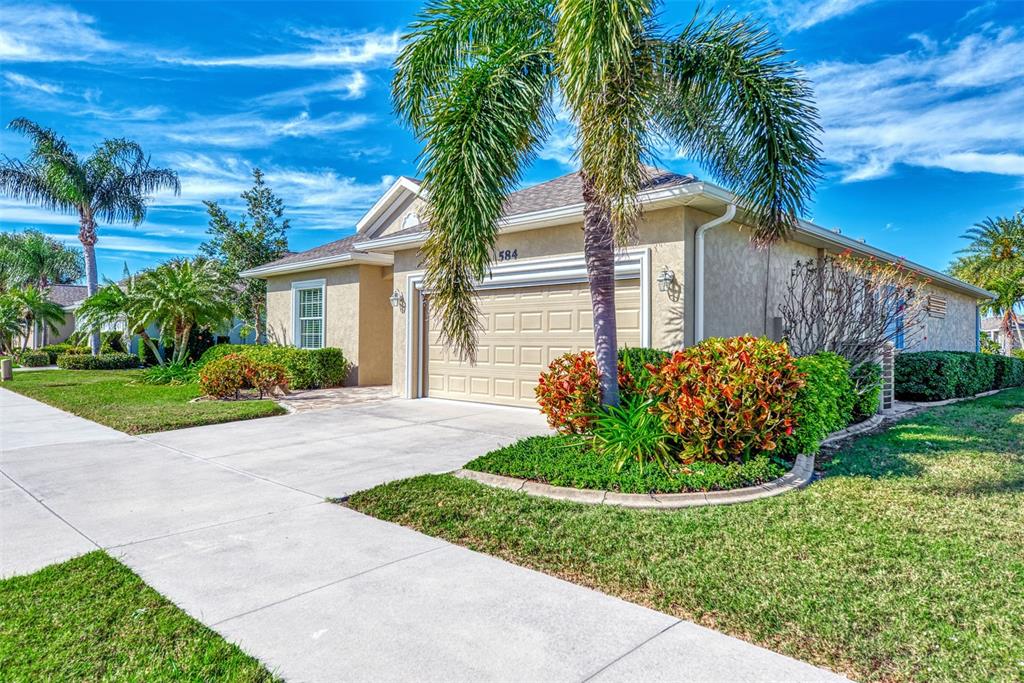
[535,351,635,434]
[650,336,805,463]
[198,352,289,400]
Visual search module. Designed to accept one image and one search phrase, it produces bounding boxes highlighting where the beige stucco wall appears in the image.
[917,285,978,352]
[373,195,429,238]
[26,310,76,349]
[356,264,394,385]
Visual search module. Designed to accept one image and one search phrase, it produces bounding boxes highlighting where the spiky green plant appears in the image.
[589,396,676,474]
[76,275,165,365]
[0,119,179,354]
[393,0,821,405]
[7,285,65,351]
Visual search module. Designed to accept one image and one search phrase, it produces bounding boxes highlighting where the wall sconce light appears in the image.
[656,266,676,293]
[389,290,405,310]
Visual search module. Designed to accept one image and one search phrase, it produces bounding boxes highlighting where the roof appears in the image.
[250,235,362,272]
[48,284,88,307]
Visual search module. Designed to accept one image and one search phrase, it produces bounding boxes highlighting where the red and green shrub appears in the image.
[535,351,634,434]
[649,336,805,463]
[198,353,250,399]
[245,361,289,399]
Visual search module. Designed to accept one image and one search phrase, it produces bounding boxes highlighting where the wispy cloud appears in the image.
[3,71,62,94]
[808,25,1024,181]
[253,72,369,106]
[758,0,880,32]
[159,111,373,148]
[0,4,119,62]
[160,30,400,69]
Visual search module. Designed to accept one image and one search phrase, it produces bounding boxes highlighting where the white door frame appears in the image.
[403,247,652,399]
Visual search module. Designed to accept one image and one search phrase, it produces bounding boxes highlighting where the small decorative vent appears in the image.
[926,295,947,319]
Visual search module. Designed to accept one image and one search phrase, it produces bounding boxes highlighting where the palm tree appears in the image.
[0,294,25,354]
[4,229,84,344]
[135,258,234,364]
[76,275,165,365]
[393,1,821,405]
[0,119,180,355]
[978,272,1024,351]
[8,285,65,351]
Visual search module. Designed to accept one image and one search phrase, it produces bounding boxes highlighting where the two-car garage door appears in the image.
[425,280,643,407]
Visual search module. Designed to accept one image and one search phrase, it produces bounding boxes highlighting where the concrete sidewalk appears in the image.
[1,389,845,682]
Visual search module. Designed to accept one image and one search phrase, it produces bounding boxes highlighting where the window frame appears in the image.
[291,279,326,349]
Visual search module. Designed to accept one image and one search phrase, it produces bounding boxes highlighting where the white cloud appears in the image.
[0,4,119,62]
[159,111,373,148]
[758,0,880,32]
[254,72,369,106]
[3,71,62,94]
[160,30,400,69]
[807,25,1024,181]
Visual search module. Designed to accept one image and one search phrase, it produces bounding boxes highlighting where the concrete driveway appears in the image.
[1,389,844,682]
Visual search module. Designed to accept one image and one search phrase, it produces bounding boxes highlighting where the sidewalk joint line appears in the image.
[580,619,683,682]
[0,468,101,549]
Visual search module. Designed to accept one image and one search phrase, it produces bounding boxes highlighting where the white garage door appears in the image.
[425,279,643,407]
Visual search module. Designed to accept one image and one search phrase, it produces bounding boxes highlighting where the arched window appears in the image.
[402,212,420,229]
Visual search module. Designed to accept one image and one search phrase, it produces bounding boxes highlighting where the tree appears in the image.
[950,209,1024,353]
[393,1,821,406]
[2,229,84,344]
[0,294,24,354]
[8,285,65,351]
[200,168,290,342]
[76,274,164,365]
[135,258,234,364]
[0,118,180,355]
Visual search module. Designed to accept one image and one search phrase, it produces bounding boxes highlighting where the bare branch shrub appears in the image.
[780,251,930,370]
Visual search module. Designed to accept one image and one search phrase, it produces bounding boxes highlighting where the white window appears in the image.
[402,212,420,229]
[292,279,325,349]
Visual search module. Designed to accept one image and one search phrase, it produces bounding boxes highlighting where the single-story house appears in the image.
[24,284,87,349]
[981,316,1022,355]
[241,168,992,408]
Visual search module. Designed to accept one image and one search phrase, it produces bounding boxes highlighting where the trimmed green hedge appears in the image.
[465,435,785,493]
[895,351,1024,401]
[197,344,349,390]
[19,351,51,367]
[39,344,89,364]
[56,353,141,370]
[781,352,854,456]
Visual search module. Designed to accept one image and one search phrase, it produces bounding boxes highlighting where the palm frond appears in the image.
[654,11,822,243]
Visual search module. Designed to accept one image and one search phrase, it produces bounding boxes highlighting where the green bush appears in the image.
[196,344,349,390]
[617,347,670,394]
[39,343,88,364]
[780,352,854,456]
[589,396,675,473]
[56,352,141,370]
[895,351,1024,401]
[140,361,198,385]
[465,435,785,493]
[850,361,882,422]
[100,331,126,354]
[19,351,50,367]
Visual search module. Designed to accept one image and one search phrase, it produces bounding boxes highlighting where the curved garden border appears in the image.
[454,413,886,509]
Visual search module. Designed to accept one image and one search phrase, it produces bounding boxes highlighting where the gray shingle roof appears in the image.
[48,284,88,307]
[252,167,696,271]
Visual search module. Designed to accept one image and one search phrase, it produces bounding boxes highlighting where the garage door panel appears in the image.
[426,279,642,407]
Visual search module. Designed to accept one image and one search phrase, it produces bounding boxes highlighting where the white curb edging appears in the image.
[454,413,887,509]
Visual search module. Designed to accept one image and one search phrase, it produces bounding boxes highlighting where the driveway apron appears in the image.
[1,389,845,682]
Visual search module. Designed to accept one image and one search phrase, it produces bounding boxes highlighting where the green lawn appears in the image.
[2,369,285,434]
[0,552,276,682]
[348,389,1024,683]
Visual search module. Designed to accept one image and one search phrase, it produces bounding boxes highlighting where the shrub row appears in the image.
[56,352,141,370]
[780,352,853,456]
[18,351,51,367]
[198,353,289,399]
[39,343,89,364]
[197,344,349,390]
[894,351,1024,401]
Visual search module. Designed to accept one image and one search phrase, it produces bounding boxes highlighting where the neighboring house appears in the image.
[241,169,992,408]
[981,316,1023,355]
[25,284,88,349]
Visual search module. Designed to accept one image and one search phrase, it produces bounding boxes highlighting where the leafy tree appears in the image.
[135,258,234,364]
[0,118,179,355]
[393,0,821,405]
[950,209,1024,351]
[0,294,24,354]
[8,285,64,351]
[1,229,84,344]
[76,274,164,365]
[200,168,290,342]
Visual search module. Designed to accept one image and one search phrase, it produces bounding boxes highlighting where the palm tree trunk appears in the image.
[139,330,164,366]
[79,211,101,356]
[581,173,620,407]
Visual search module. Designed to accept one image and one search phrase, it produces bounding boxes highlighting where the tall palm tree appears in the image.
[76,275,165,365]
[8,285,64,351]
[0,119,180,355]
[4,229,84,344]
[393,0,821,405]
[0,294,25,354]
[978,272,1024,350]
[135,258,234,364]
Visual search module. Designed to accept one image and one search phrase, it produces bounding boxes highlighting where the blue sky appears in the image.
[1,0,1021,281]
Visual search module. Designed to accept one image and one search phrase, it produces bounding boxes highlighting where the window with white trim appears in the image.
[295,286,324,349]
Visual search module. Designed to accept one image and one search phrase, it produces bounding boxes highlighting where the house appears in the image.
[25,284,87,348]
[981,316,1022,355]
[241,169,992,408]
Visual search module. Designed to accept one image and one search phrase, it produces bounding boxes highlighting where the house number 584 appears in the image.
[496,249,518,261]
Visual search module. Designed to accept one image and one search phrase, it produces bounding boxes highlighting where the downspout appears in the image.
[693,203,736,343]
